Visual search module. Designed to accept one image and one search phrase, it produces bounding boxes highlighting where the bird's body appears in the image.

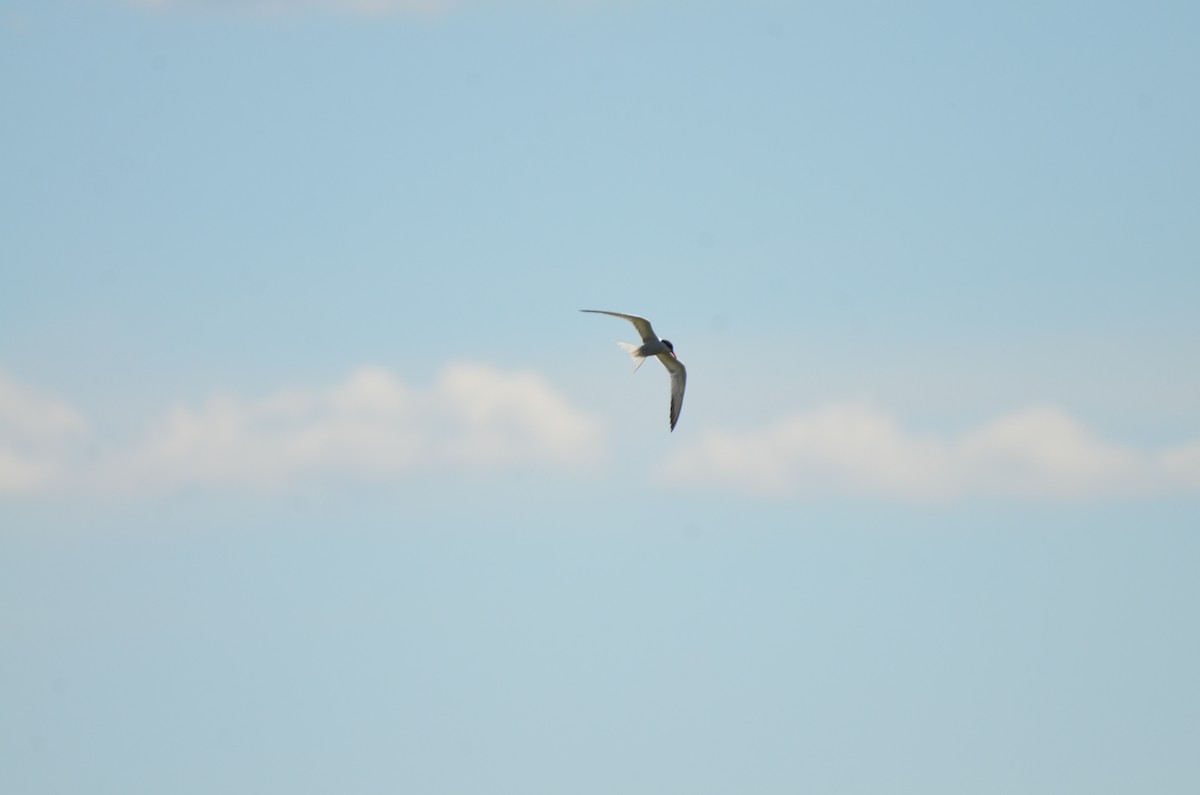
[581,309,687,431]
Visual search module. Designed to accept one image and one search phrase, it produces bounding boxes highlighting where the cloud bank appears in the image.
[0,369,89,495]
[1,364,604,496]
[4,366,1200,502]
[658,402,1200,502]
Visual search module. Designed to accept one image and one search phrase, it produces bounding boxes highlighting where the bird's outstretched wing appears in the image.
[580,310,658,344]
[657,353,686,432]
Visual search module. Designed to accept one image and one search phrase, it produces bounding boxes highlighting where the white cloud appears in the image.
[101,363,605,492]
[656,403,955,500]
[1159,440,1200,491]
[0,369,89,495]
[659,402,1195,502]
[956,406,1144,499]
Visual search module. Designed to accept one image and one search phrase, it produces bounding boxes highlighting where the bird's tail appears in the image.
[616,341,646,373]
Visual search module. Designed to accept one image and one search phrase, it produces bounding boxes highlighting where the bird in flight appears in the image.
[581,309,687,432]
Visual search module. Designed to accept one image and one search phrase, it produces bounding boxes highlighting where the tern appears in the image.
[581,309,686,432]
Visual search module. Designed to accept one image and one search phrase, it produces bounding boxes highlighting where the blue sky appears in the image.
[3,1,1199,792]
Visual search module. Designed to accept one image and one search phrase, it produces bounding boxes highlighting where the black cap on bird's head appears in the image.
[662,339,675,355]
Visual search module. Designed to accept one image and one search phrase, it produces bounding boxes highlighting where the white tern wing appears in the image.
[657,352,686,432]
[579,310,658,344]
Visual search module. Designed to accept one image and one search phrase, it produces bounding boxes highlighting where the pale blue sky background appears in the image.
[3,1,1199,793]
